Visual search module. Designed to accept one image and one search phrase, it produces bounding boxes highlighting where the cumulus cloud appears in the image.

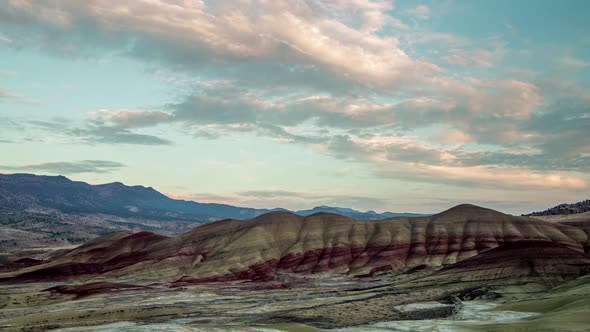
[0,160,125,174]
[162,76,542,137]
[168,87,396,130]
[18,73,587,191]
[318,130,588,191]
[3,0,588,195]
[0,0,438,90]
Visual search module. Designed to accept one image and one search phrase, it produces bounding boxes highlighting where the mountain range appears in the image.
[0,173,425,221]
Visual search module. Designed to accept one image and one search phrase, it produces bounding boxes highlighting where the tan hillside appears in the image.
[3,204,589,284]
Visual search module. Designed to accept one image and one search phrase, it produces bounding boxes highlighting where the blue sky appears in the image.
[0,0,589,214]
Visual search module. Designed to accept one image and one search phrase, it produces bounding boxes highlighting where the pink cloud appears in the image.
[423,165,587,190]
[432,128,472,144]
[5,0,437,88]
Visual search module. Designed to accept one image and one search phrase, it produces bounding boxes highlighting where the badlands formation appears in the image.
[1,204,590,331]
[6,204,588,283]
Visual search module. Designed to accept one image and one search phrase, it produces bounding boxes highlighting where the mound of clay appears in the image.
[3,205,589,284]
[436,240,590,282]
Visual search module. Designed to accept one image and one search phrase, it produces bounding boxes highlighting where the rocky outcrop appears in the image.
[3,204,589,284]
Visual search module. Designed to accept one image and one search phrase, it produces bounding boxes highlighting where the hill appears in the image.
[2,204,590,331]
[0,173,426,259]
[525,199,590,216]
[4,204,588,284]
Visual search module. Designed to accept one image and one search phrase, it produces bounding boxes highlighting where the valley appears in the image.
[1,203,589,331]
[2,1,588,330]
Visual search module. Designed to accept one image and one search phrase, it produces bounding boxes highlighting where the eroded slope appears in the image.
[3,204,589,284]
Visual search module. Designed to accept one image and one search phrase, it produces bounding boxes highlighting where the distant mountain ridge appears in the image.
[524,199,590,216]
[0,173,426,222]
[295,205,426,220]
[0,173,273,222]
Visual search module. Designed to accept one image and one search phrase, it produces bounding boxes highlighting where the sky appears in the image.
[0,0,589,214]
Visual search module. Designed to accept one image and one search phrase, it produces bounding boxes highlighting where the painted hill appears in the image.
[436,240,590,282]
[4,204,589,285]
[525,199,590,216]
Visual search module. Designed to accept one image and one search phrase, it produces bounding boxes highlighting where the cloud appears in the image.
[318,131,588,191]
[0,160,125,174]
[313,0,403,32]
[166,189,388,211]
[0,0,438,91]
[559,56,590,69]
[441,49,495,67]
[17,73,586,191]
[168,87,398,130]
[536,77,590,102]
[409,32,469,46]
[406,5,430,20]
[163,76,542,138]
[28,116,173,146]
[92,109,173,128]
[378,164,586,190]
[525,98,590,157]
[3,0,588,197]
[74,125,173,145]
[31,75,570,190]
[0,34,12,43]
[236,189,388,210]
[172,92,263,125]
[0,87,41,104]
[431,128,472,144]
[456,150,590,173]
